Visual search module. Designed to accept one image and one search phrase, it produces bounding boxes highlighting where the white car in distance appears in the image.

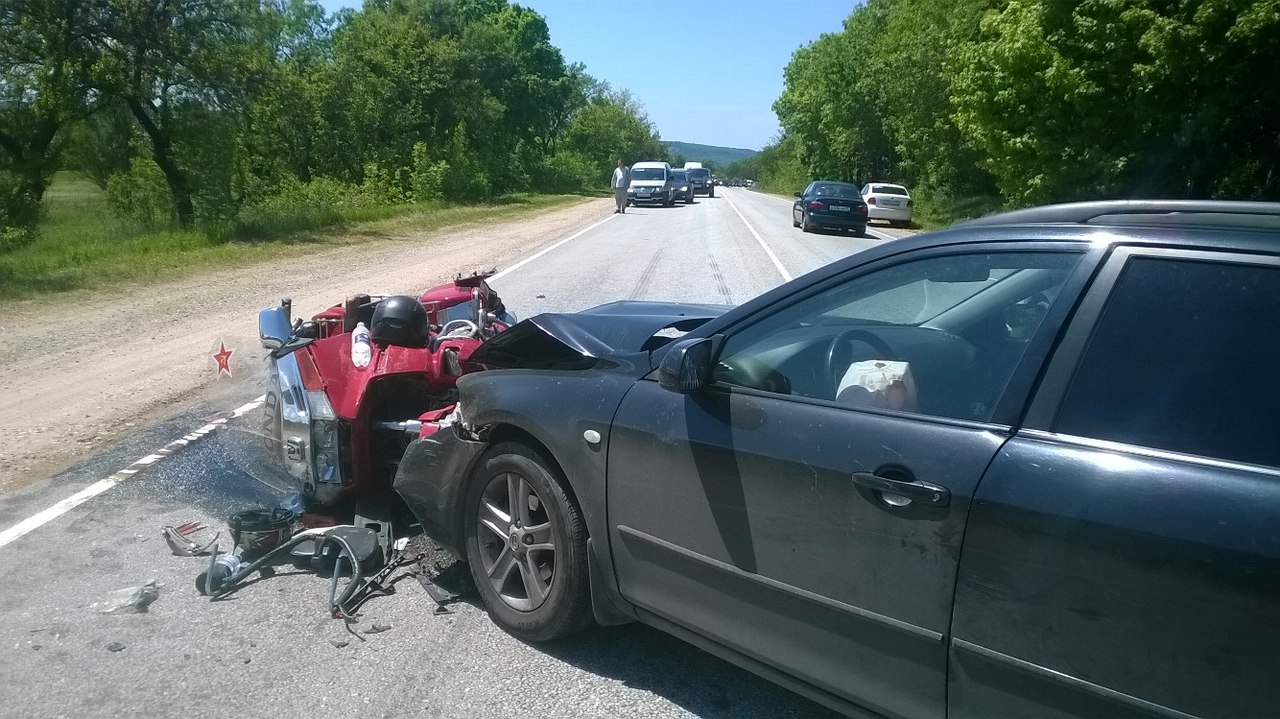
[861,182,914,226]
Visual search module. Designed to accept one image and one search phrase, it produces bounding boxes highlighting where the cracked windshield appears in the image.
[3,0,1279,717]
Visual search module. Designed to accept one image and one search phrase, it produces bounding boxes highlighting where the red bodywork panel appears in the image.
[305,333,480,495]
[307,334,479,419]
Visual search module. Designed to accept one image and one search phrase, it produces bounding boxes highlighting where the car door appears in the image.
[950,247,1280,718]
[607,245,1093,717]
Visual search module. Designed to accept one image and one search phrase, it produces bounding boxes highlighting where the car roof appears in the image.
[959,200,1280,231]
[810,180,856,187]
[632,161,669,168]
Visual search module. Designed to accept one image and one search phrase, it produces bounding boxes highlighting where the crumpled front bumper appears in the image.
[392,424,486,558]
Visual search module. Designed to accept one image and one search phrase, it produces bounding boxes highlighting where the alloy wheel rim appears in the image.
[476,472,557,612]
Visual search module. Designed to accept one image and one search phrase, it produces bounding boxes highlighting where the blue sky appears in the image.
[316,1,857,150]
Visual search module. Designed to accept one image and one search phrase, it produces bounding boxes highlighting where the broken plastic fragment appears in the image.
[98,580,162,614]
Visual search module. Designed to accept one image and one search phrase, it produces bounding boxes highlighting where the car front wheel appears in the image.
[464,442,593,642]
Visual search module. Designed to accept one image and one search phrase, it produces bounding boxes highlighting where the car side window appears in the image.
[1055,257,1280,468]
[713,251,1082,423]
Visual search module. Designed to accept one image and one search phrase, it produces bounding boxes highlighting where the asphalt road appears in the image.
[0,188,916,719]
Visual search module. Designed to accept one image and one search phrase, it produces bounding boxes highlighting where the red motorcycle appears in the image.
[257,272,513,518]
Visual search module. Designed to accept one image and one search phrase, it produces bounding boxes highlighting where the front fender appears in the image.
[393,426,486,558]
[456,368,645,624]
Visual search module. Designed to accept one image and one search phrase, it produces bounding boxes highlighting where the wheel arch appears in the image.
[461,420,636,626]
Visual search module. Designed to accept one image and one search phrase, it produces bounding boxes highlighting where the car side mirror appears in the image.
[794,191,802,198]
[658,337,715,393]
[259,304,292,350]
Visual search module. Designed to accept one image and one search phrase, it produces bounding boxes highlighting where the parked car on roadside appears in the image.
[626,161,675,206]
[861,182,914,226]
[393,200,1280,719]
[793,180,869,235]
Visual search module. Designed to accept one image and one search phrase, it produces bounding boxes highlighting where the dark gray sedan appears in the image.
[395,201,1280,718]
[793,180,869,235]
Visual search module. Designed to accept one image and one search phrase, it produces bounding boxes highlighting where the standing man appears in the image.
[611,159,629,214]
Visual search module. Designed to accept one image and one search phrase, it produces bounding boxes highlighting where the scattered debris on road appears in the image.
[364,623,393,635]
[162,521,218,556]
[98,580,161,614]
[106,641,126,653]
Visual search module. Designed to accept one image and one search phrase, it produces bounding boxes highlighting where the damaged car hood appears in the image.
[467,300,727,371]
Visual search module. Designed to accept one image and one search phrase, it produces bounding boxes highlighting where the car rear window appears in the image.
[871,185,908,195]
[814,184,860,199]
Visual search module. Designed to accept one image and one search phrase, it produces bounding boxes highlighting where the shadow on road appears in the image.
[536,623,838,718]
[417,545,835,718]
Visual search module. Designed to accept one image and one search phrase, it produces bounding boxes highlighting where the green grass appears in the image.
[912,191,1004,230]
[0,173,588,298]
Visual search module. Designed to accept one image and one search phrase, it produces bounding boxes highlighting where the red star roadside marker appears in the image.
[212,340,235,379]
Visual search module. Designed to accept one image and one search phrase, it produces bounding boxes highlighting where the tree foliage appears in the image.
[0,0,662,242]
[770,0,1280,210]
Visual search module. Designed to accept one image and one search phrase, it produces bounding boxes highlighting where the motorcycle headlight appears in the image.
[311,419,344,484]
[313,420,338,450]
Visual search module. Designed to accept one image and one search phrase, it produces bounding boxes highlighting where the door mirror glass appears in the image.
[794,191,802,198]
[259,305,291,350]
[658,337,715,393]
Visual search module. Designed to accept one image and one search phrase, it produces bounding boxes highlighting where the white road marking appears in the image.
[740,187,900,243]
[1,210,624,548]
[721,192,793,282]
[0,210,625,548]
[489,213,618,282]
[0,395,267,549]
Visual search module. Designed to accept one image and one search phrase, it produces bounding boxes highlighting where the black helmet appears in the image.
[370,295,430,347]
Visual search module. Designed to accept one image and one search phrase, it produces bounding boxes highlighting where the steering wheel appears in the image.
[825,329,901,399]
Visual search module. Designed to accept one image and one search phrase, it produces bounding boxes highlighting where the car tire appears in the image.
[852,226,866,237]
[463,441,594,642]
[801,213,812,233]
[710,188,715,198]
[792,211,800,228]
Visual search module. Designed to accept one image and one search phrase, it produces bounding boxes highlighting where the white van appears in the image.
[627,161,676,206]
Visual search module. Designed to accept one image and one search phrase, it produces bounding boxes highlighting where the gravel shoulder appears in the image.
[0,197,608,494]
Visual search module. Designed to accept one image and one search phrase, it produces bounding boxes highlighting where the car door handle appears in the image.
[852,472,950,508]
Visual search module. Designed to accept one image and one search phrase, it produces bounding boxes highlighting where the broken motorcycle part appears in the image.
[162,522,219,557]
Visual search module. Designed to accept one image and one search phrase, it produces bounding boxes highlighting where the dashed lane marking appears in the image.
[0,395,266,550]
[489,213,618,282]
[1,209,627,550]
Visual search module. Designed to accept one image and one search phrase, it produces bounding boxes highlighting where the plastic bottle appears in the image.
[351,321,372,368]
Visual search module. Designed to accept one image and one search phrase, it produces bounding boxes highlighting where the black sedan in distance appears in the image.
[793,180,869,236]
[393,200,1280,719]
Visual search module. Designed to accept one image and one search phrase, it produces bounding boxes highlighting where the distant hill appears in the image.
[665,141,757,169]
